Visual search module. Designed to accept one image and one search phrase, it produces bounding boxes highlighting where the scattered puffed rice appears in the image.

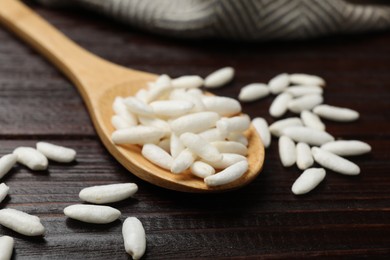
[287,94,323,113]
[289,73,325,86]
[0,183,9,203]
[36,142,76,163]
[269,92,293,117]
[300,110,325,131]
[252,117,271,148]
[204,67,234,88]
[238,83,270,102]
[292,168,326,195]
[321,140,371,156]
[13,147,48,171]
[282,126,334,146]
[0,235,14,260]
[285,85,323,97]
[296,142,314,170]
[0,208,45,236]
[171,75,203,88]
[313,104,359,122]
[64,204,121,224]
[122,217,146,260]
[0,154,17,180]
[79,183,138,204]
[269,117,303,137]
[268,73,290,94]
[311,147,360,175]
[278,136,296,167]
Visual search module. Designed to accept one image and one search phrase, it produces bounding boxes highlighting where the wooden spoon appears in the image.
[0,0,264,192]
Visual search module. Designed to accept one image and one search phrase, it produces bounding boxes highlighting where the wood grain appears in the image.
[0,0,264,193]
[0,1,389,259]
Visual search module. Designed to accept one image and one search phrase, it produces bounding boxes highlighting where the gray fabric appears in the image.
[35,0,390,41]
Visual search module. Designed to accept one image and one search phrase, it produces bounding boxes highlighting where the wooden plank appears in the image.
[0,2,389,259]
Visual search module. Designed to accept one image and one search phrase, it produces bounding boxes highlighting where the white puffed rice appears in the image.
[268,73,290,94]
[180,133,222,162]
[150,100,194,117]
[112,115,135,130]
[269,92,293,117]
[238,83,270,102]
[0,235,14,260]
[112,97,138,125]
[138,116,171,138]
[122,217,146,260]
[278,136,296,167]
[0,183,9,203]
[300,110,325,131]
[211,141,248,156]
[292,168,326,195]
[287,94,323,113]
[204,160,248,186]
[321,140,371,156]
[123,97,154,116]
[170,133,185,158]
[79,183,138,204]
[142,144,173,170]
[0,154,17,180]
[64,204,121,224]
[169,90,205,112]
[282,126,334,146]
[170,149,196,174]
[227,133,248,146]
[296,142,314,170]
[285,85,323,97]
[36,142,76,163]
[216,115,250,137]
[204,67,234,88]
[170,111,220,135]
[202,153,246,169]
[13,147,48,171]
[190,161,215,178]
[252,117,271,148]
[0,208,45,236]
[269,117,303,137]
[289,73,325,86]
[111,126,165,145]
[313,104,359,122]
[311,147,360,175]
[198,128,225,142]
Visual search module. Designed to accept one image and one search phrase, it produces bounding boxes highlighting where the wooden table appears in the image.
[1,2,389,259]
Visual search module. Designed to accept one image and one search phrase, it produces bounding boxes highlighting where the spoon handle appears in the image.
[0,0,147,98]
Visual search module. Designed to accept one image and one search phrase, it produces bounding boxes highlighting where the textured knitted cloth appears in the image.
[35,0,390,41]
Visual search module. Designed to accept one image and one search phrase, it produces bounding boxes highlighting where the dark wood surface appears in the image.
[1,2,390,259]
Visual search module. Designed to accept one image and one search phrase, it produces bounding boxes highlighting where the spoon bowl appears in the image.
[0,0,264,192]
